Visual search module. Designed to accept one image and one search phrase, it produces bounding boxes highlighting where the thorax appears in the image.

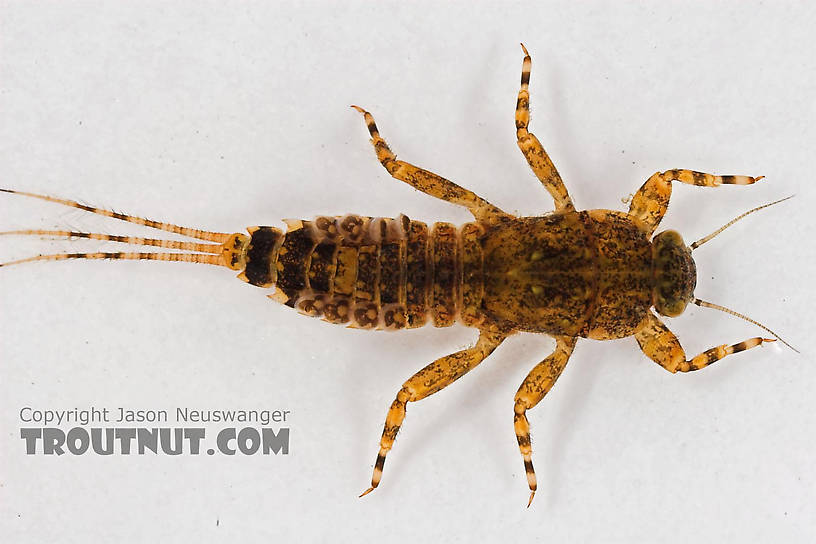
[478,210,653,338]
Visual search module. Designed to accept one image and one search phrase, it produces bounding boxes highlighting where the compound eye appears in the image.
[657,297,687,318]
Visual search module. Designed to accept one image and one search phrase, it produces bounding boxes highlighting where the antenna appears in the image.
[693,298,798,353]
[690,196,793,250]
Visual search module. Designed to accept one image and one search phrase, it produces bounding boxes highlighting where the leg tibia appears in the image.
[513,335,577,507]
[660,169,761,188]
[684,337,769,372]
[359,388,409,497]
[351,106,509,226]
[360,329,506,497]
[629,169,763,235]
[634,311,773,373]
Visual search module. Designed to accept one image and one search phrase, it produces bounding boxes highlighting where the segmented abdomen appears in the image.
[242,215,484,330]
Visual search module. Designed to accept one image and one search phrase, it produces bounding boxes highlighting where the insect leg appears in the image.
[359,328,506,497]
[350,106,510,226]
[628,169,763,235]
[513,335,577,507]
[634,311,775,373]
[515,44,574,212]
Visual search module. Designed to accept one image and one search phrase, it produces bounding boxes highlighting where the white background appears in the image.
[1,2,814,542]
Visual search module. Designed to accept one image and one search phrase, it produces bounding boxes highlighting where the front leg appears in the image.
[351,106,510,227]
[634,311,774,373]
[629,169,763,235]
[515,44,574,211]
[359,328,507,497]
[513,335,577,507]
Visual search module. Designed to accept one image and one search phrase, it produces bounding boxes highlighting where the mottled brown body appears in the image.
[242,215,487,331]
[481,210,652,339]
[241,208,654,342]
[0,45,785,507]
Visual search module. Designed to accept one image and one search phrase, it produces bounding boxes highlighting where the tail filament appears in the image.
[0,189,234,269]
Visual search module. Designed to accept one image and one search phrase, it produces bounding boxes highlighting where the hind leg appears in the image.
[351,106,510,226]
[360,329,507,497]
[514,44,574,212]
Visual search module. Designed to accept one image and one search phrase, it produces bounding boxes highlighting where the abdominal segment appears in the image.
[243,215,485,330]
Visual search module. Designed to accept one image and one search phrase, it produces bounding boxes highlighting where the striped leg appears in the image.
[360,329,506,497]
[513,335,577,507]
[634,311,774,373]
[350,106,510,227]
[629,169,764,235]
[515,44,573,211]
